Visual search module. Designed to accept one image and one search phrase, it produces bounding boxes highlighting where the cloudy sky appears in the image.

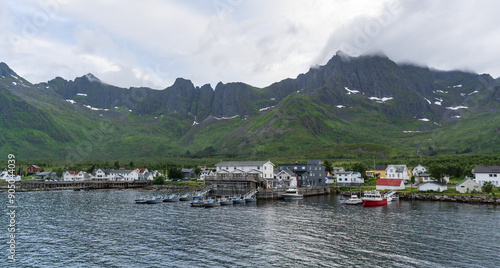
[1,0,499,89]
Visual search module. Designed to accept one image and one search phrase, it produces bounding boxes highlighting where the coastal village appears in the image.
[2,161,499,200]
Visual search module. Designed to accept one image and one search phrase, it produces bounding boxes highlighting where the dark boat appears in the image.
[163,194,180,202]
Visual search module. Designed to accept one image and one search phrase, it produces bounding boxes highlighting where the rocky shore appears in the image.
[398,193,499,204]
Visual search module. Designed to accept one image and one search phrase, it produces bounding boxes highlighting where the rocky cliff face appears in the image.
[31,52,497,124]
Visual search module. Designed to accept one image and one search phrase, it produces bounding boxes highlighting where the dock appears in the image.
[13,180,152,191]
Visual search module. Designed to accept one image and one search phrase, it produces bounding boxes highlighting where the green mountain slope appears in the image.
[1,52,499,161]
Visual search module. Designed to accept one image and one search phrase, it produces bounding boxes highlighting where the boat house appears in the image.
[456,178,482,193]
[205,161,275,196]
[417,181,447,192]
[376,178,405,190]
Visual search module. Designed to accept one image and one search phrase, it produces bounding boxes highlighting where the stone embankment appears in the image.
[398,193,499,204]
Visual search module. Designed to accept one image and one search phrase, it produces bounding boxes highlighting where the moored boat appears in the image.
[204,198,220,207]
[145,197,163,204]
[282,188,304,200]
[190,198,205,207]
[361,191,387,206]
[343,195,363,205]
[232,195,246,204]
[134,198,147,204]
[219,196,233,206]
[163,194,180,202]
[244,195,257,202]
[179,194,194,201]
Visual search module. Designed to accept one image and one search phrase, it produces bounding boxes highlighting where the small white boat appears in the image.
[204,198,221,207]
[282,188,303,200]
[219,196,233,205]
[343,195,363,205]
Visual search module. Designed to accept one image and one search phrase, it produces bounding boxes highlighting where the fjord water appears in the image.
[2,190,499,267]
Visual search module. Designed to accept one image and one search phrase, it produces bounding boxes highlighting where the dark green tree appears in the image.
[129,161,134,169]
[167,167,182,181]
[482,181,493,193]
[323,160,333,174]
[153,176,165,185]
[114,161,120,170]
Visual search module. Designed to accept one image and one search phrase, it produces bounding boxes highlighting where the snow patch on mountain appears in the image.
[369,96,394,103]
[344,87,360,95]
[446,106,468,110]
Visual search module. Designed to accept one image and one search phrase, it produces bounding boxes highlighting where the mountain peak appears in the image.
[84,73,101,83]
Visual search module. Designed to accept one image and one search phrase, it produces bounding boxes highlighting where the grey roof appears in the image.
[216,161,273,167]
[276,170,295,176]
[418,173,432,177]
[111,170,134,174]
[374,165,388,170]
[181,168,194,173]
[473,166,500,173]
[388,165,407,172]
[420,181,447,186]
[457,178,479,186]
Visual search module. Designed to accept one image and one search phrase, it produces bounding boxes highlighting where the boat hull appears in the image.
[179,197,194,201]
[344,200,363,205]
[245,198,257,202]
[190,202,205,207]
[204,202,220,207]
[163,199,180,202]
[220,201,233,205]
[282,194,304,200]
[363,199,387,206]
[145,200,162,204]
[232,199,246,204]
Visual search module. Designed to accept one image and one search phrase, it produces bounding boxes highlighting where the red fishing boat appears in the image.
[361,190,387,206]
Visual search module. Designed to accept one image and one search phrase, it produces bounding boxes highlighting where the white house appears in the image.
[456,178,482,193]
[376,178,405,190]
[336,171,364,186]
[93,169,111,180]
[109,169,139,181]
[418,181,447,192]
[412,164,428,176]
[63,171,90,181]
[215,161,275,180]
[274,170,297,188]
[472,166,500,186]
[0,169,20,181]
[385,165,411,182]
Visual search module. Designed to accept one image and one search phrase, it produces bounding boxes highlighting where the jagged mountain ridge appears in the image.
[1,52,499,159]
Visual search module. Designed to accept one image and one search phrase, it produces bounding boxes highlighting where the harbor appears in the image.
[2,189,498,267]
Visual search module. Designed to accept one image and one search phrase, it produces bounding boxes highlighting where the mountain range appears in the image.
[1,51,499,161]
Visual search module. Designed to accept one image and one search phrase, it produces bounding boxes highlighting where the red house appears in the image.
[27,165,41,173]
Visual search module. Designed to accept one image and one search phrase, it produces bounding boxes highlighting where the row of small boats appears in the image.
[342,191,399,206]
[134,193,202,204]
[190,195,257,207]
[134,194,257,207]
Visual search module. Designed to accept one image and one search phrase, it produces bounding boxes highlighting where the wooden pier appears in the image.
[16,180,152,191]
[256,186,332,200]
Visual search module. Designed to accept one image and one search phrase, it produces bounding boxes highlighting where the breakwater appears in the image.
[398,193,499,204]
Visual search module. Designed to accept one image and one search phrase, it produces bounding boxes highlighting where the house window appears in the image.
[490,174,493,177]
[494,174,498,177]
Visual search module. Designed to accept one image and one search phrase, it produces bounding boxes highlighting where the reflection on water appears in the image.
[1,190,499,267]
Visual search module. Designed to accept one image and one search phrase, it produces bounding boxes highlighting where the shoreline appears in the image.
[337,190,499,205]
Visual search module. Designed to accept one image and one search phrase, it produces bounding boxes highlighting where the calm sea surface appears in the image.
[1,190,499,267]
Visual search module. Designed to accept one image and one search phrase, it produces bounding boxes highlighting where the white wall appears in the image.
[475,173,500,186]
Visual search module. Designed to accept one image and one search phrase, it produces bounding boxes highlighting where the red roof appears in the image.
[138,168,147,173]
[67,171,80,175]
[376,178,403,186]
